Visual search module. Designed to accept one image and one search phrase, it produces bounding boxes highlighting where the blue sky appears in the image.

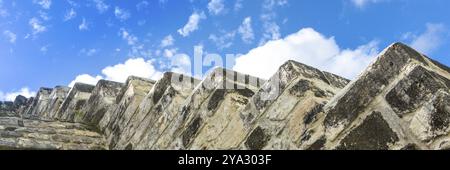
[0,0,449,101]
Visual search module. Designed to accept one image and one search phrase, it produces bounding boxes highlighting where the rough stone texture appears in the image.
[97,76,155,149]
[0,102,16,117]
[112,72,200,150]
[0,117,105,150]
[41,86,71,120]
[26,87,53,118]
[56,83,95,122]
[301,42,450,150]
[1,42,450,150]
[237,61,349,150]
[335,111,399,150]
[153,68,265,150]
[77,80,124,126]
[13,95,27,109]
[17,97,34,117]
[0,95,29,117]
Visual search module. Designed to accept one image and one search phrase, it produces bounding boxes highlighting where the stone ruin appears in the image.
[0,42,449,150]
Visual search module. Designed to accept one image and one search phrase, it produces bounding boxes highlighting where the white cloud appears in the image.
[163,48,178,58]
[161,34,175,47]
[102,58,163,82]
[86,49,97,56]
[137,1,150,11]
[234,0,243,11]
[328,41,379,78]
[233,28,379,79]
[164,48,178,58]
[29,17,47,35]
[207,17,253,49]
[66,0,78,7]
[93,0,109,13]
[119,28,138,45]
[115,6,131,21]
[0,88,36,101]
[38,10,51,21]
[69,74,103,87]
[0,0,9,17]
[350,0,382,8]
[208,0,225,15]
[40,45,49,54]
[407,23,447,55]
[34,0,52,9]
[209,31,236,50]
[261,22,281,44]
[170,54,192,75]
[178,11,206,37]
[3,30,16,44]
[137,20,147,26]
[78,18,89,31]
[69,58,164,86]
[0,9,8,17]
[238,17,254,44]
[64,8,77,21]
[263,0,288,10]
[259,0,286,45]
[80,48,98,56]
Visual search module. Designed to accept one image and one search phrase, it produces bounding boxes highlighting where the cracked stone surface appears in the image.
[300,43,450,150]
[1,42,449,150]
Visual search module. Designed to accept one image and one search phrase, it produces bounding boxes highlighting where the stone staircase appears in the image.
[0,117,105,150]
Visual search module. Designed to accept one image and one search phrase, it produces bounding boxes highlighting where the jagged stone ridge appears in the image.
[300,42,450,150]
[1,42,449,150]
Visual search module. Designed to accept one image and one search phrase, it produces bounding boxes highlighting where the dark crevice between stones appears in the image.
[430,93,450,132]
[75,100,87,111]
[289,80,311,97]
[401,143,419,150]
[306,136,325,150]
[304,103,325,125]
[235,88,255,98]
[245,126,270,150]
[386,66,449,115]
[182,116,203,148]
[323,43,424,128]
[207,89,226,111]
[153,74,172,104]
[336,111,399,150]
[125,143,133,150]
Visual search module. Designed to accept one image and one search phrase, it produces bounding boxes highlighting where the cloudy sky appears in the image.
[1,0,449,101]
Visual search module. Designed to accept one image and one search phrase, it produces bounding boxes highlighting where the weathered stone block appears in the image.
[77,80,124,125]
[56,83,94,122]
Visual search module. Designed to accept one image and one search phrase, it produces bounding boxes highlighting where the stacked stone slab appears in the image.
[231,61,349,150]
[1,42,450,150]
[0,117,106,150]
[41,86,71,120]
[18,97,34,117]
[77,80,124,126]
[98,76,155,148]
[0,95,29,117]
[112,72,200,150]
[300,43,450,150]
[57,83,95,122]
[0,102,15,117]
[2,95,29,117]
[13,95,27,109]
[25,87,53,118]
[152,68,265,150]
